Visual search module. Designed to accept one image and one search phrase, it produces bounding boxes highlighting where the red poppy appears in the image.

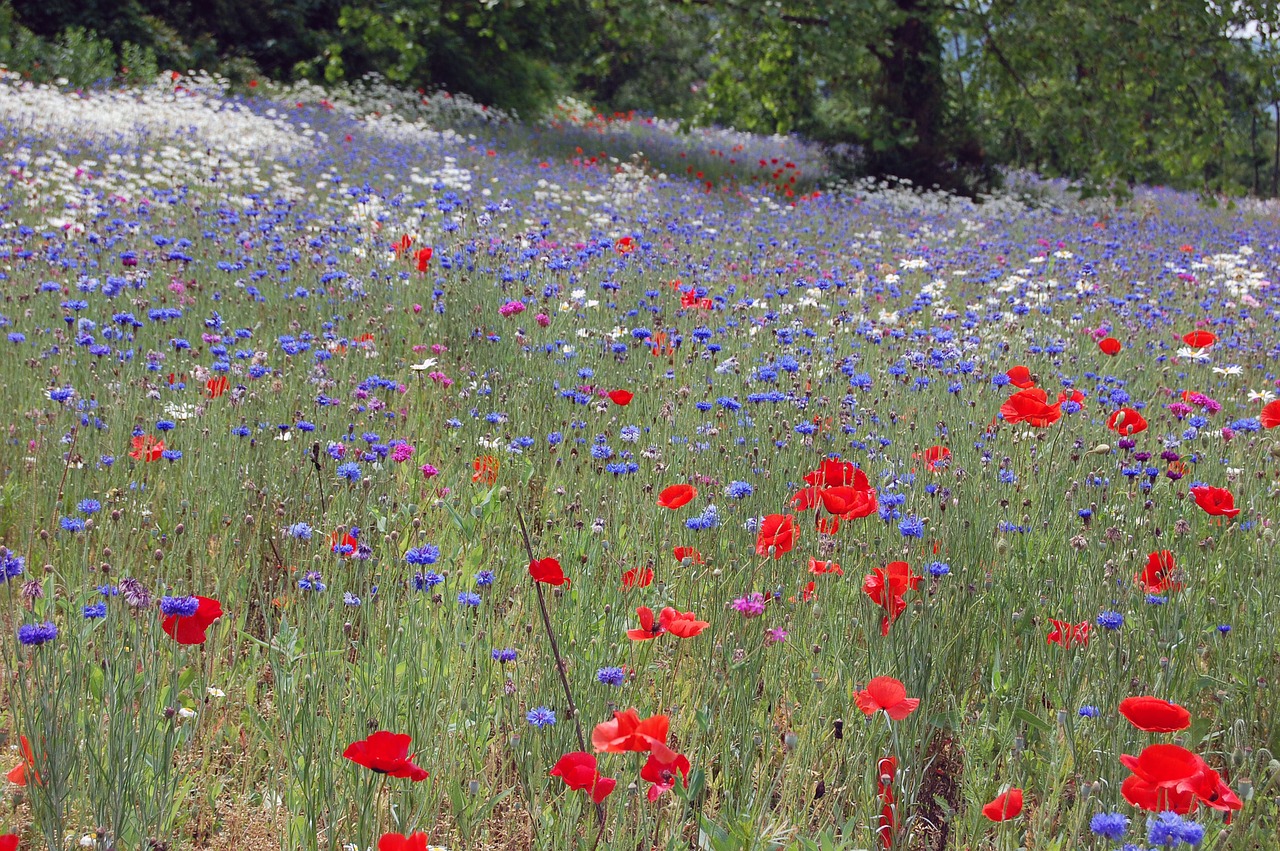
[343,731,429,781]
[414,247,433,272]
[1189,485,1240,518]
[672,546,704,564]
[129,434,166,462]
[755,514,797,557]
[393,234,414,255]
[206,375,229,398]
[0,835,16,851]
[1005,366,1036,389]
[803,458,861,488]
[627,607,665,641]
[607,389,634,406]
[1098,337,1122,356]
[330,528,358,556]
[472,455,499,485]
[614,236,636,254]
[529,557,570,587]
[876,756,897,848]
[640,749,690,801]
[1261,399,1280,429]
[622,567,654,589]
[1106,407,1148,435]
[863,562,921,636]
[854,677,920,720]
[1118,744,1240,814]
[1137,550,1183,594]
[981,788,1024,821]
[591,708,673,760]
[808,558,843,576]
[1182,330,1216,348]
[819,485,879,520]
[161,595,223,645]
[378,832,429,851]
[6,735,39,786]
[658,606,708,638]
[657,484,697,509]
[1119,696,1191,733]
[999,388,1062,428]
[919,445,950,473]
[549,752,617,804]
[1046,619,1090,648]
[1057,388,1087,411]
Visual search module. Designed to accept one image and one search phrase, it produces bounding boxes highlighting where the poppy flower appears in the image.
[1106,407,1148,436]
[1119,696,1191,733]
[622,567,654,589]
[378,832,429,851]
[206,375,229,398]
[819,485,879,520]
[788,486,824,512]
[1005,366,1036,389]
[529,557,570,587]
[1261,399,1280,429]
[1137,550,1182,594]
[803,458,861,488]
[640,749,690,801]
[1057,388,1087,411]
[755,514,797,557]
[854,677,920,720]
[393,234,414,255]
[863,562,921,636]
[1182,330,1216,348]
[1098,337,1122,356]
[919,445,950,473]
[472,454,499,485]
[129,434,166,462]
[1118,743,1240,814]
[330,528,359,556]
[657,484,697,509]
[999,388,1061,428]
[658,606,708,638]
[343,731,429,781]
[981,788,1024,821]
[1189,485,1240,518]
[808,558,843,576]
[0,835,15,851]
[672,546,704,564]
[161,595,223,645]
[614,236,636,254]
[627,607,665,641]
[607,389,634,406]
[6,735,39,786]
[414,247,433,272]
[591,708,674,760]
[1046,619,1090,648]
[549,751,617,804]
[876,756,898,846]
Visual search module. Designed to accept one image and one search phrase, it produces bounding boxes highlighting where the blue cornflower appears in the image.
[160,450,182,462]
[155,420,177,432]
[60,516,86,533]
[412,571,444,591]
[1147,811,1203,847]
[405,545,441,565]
[0,548,25,583]
[298,571,327,592]
[526,706,556,728]
[458,591,482,607]
[927,561,950,577]
[343,592,361,607]
[726,481,753,498]
[1078,705,1099,718]
[899,516,925,538]
[1090,811,1129,841]
[160,596,199,617]
[1217,624,1231,635]
[547,431,563,446]
[77,499,102,515]
[336,462,362,482]
[83,601,108,619]
[286,522,313,540]
[1146,595,1168,606]
[17,622,58,646]
[597,667,626,686]
[1097,611,1125,630]
[475,570,495,587]
[492,648,517,663]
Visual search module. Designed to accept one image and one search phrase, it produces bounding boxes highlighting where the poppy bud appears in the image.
[175,523,185,535]
[102,547,112,558]
[153,549,164,561]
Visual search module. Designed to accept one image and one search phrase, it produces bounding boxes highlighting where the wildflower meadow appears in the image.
[0,70,1278,851]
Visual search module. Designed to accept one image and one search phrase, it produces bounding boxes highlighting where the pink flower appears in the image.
[391,443,415,463]
[420,464,439,478]
[431,344,447,354]
[412,304,423,313]
[535,313,550,327]
[499,300,526,317]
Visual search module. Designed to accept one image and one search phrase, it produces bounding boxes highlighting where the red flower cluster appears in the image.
[863,562,920,636]
[789,457,877,536]
[1120,744,1241,814]
[627,606,708,641]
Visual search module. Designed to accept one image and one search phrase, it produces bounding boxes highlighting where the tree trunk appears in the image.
[862,0,989,194]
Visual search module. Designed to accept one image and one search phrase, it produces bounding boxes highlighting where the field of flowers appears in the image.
[0,69,1278,851]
